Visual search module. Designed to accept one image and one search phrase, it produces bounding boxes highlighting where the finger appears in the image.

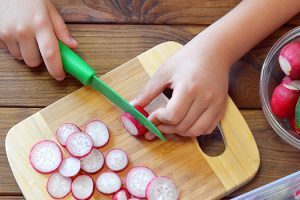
[206,107,225,134]
[144,132,156,140]
[4,40,23,60]
[18,35,42,67]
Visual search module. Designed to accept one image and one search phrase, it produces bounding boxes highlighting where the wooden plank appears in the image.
[51,0,300,25]
[0,197,24,200]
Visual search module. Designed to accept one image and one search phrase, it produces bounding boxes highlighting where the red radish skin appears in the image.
[47,172,72,199]
[80,148,104,173]
[56,123,80,147]
[112,188,131,200]
[279,41,300,79]
[29,140,62,174]
[66,132,93,158]
[71,175,94,200]
[282,76,293,84]
[96,172,122,195]
[59,157,81,177]
[295,190,300,200]
[84,120,110,148]
[146,176,178,200]
[289,115,300,136]
[106,149,128,172]
[271,84,299,118]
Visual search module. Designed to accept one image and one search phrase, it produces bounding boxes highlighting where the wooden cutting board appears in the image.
[5,41,260,200]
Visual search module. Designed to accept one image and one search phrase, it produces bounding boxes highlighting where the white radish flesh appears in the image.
[56,123,80,146]
[112,188,131,200]
[72,175,94,200]
[66,132,93,158]
[80,148,104,173]
[96,172,121,194]
[29,140,62,174]
[47,172,72,199]
[58,157,81,177]
[126,166,156,198]
[106,149,128,172]
[146,176,178,200]
[85,120,110,148]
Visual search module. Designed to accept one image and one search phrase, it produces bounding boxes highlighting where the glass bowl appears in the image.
[260,27,300,150]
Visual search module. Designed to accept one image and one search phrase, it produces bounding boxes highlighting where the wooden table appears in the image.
[0,1,299,199]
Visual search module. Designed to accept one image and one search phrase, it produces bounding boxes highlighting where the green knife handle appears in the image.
[58,41,95,85]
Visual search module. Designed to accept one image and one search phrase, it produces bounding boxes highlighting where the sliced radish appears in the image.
[146,176,178,200]
[66,132,93,158]
[29,140,62,174]
[106,149,128,172]
[59,157,81,177]
[84,120,110,148]
[126,166,156,198]
[47,172,72,199]
[80,148,104,173]
[96,172,121,194]
[112,188,131,200]
[72,175,94,200]
[279,41,300,79]
[56,123,80,147]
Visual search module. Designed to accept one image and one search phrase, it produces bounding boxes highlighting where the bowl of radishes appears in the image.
[260,27,300,149]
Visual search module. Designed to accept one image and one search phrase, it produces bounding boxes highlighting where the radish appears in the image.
[84,120,110,148]
[279,41,300,79]
[295,190,300,200]
[96,172,122,194]
[72,175,94,200]
[59,157,81,177]
[270,84,299,118]
[29,140,62,174]
[56,123,80,147]
[146,176,178,200]
[126,166,156,198]
[47,172,72,199]
[80,148,104,173]
[121,105,149,136]
[66,132,93,158]
[112,188,131,200]
[106,148,128,172]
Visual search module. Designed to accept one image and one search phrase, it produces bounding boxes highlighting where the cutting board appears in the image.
[5,41,260,200]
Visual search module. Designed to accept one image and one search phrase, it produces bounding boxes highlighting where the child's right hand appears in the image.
[0,0,78,80]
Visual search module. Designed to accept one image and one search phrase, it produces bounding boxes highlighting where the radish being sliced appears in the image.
[56,123,80,147]
[72,175,94,200]
[126,166,156,198]
[106,149,128,172]
[29,140,62,174]
[146,176,178,200]
[66,132,93,158]
[96,172,121,194]
[112,188,131,200]
[279,41,300,79]
[84,120,110,148]
[80,148,104,173]
[47,172,72,199]
[59,157,81,177]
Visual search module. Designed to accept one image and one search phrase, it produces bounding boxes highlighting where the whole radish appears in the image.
[279,41,300,79]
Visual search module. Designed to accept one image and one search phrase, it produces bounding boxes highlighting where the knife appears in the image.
[58,41,166,141]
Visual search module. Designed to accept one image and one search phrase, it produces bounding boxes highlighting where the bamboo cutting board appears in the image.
[5,41,260,200]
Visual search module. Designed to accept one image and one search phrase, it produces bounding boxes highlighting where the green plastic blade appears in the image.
[90,76,166,141]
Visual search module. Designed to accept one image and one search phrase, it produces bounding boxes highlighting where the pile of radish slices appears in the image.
[29,108,178,200]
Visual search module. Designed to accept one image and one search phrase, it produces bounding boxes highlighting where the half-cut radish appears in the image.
[29,140,62,174]
[279,41,300,79]
[146,176,178,200]
[112,188,131,200]
[47,172,72,199]
[80,148,104,173]
[56,123,80,147]
[96,172,121,194]
[126,166,156,198]
[66,132,93,158]
[84,120,110,148]
[106,149,128,172]
[72,175,94,200]
[59,157,81,177]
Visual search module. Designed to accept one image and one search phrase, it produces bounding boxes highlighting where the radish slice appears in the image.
[80,148,104,173]
[106,149,128,172]
[126,166,156,198]
[66,132,93,158]
[96,172,121,194]
[112,188,131,200]
[29,140,62,174]
[84,120,110,148]
[47,172,72,199]
[56,123,80,147]
[146,176,178,200]
[59,157,81,177]
[72,175,94,200]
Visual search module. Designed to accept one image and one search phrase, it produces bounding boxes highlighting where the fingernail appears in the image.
[130,98,137,105]
[70,37,78,45]
[56,76,65,81]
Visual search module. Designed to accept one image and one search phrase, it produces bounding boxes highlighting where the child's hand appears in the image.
[135,39,230,139]
[0,0,78,80]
